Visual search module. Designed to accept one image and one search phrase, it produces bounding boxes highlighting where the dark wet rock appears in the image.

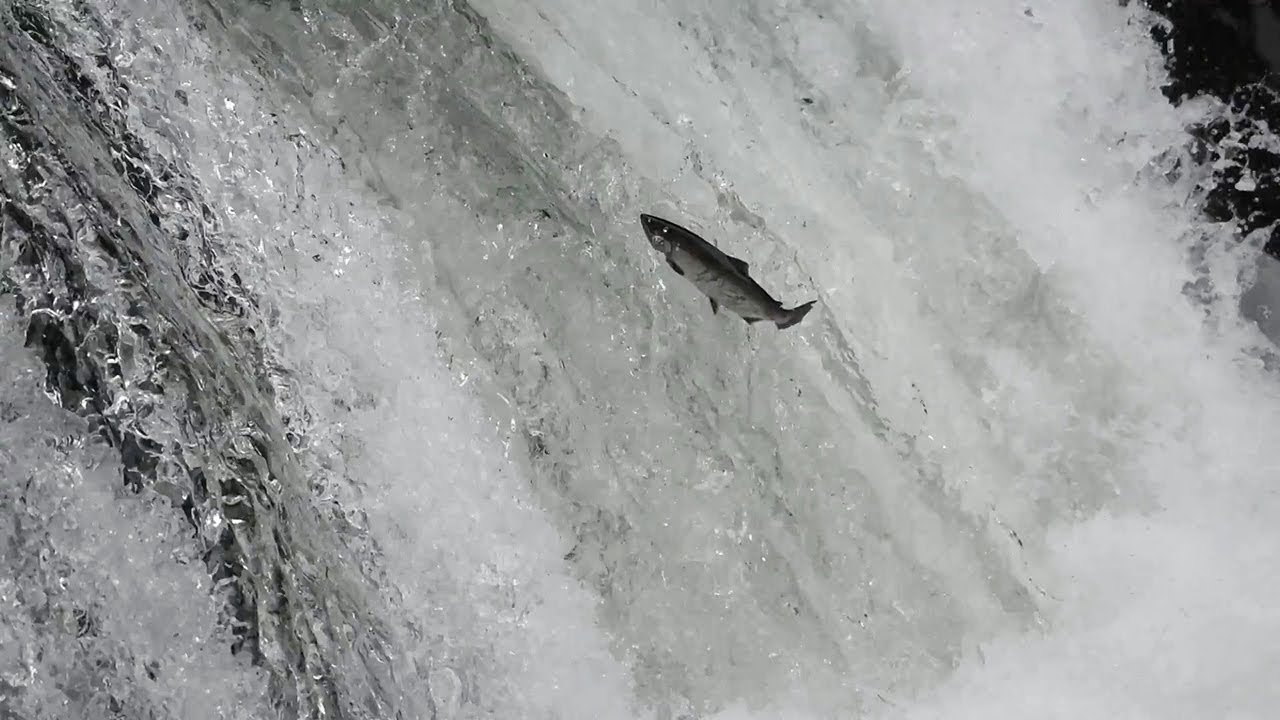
[1144,1,1280,255]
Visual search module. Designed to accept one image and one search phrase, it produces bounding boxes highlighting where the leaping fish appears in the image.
[640,213,817,330]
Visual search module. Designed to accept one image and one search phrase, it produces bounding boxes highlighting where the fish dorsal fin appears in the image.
[726,255,749,276]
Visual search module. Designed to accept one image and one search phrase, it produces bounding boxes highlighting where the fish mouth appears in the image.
[640,213,675,252]
[639,213,667,237]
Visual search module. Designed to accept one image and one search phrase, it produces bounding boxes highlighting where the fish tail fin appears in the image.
[775,300,816,330]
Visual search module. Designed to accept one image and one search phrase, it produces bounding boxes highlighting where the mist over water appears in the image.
[1,1,1276,718]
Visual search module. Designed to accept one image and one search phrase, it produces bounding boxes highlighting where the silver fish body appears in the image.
[640,213,816,329]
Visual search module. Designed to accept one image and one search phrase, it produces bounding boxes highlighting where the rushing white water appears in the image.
[2,0,1277,718]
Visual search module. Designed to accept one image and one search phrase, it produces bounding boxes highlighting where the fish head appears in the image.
[640,213,676,254]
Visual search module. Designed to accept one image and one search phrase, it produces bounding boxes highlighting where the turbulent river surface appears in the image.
[1,1,1278,718]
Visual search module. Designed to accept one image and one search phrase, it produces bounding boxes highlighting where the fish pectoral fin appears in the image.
[666,257,686,276]
[743,316,762,324]
[727,255,750,275]
[709,298,720,314]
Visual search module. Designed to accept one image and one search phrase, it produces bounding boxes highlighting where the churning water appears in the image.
[1,1,1277,718]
